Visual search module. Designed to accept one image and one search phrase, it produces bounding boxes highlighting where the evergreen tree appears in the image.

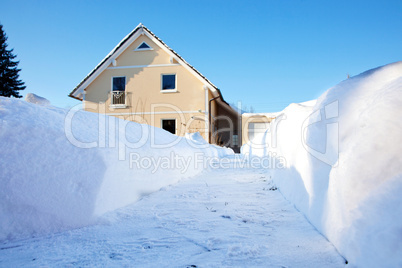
[0,24,25,98]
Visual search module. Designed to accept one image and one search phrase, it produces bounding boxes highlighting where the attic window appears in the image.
[161,74,176,91]
[134,42,153,51]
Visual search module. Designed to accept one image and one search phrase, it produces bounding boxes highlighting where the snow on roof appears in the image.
[69,23,143,100]
[141,25,219,91]
[25,93,51,106]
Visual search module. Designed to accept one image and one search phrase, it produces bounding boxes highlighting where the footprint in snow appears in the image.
[109,253,123,260]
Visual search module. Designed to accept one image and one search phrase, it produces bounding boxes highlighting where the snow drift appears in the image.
[242,61,402,267]
[25,93,51,106]
[185,132,234,157]
[0,98,233,241]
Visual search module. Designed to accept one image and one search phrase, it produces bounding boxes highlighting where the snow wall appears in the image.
[25,93,51,106]
[0,98,233,241]
[242,61,402,267]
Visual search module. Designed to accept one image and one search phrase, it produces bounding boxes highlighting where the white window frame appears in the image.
[161,73,177,93]
[161,118,177,135]
[134,41,153,51]
[110,76,127,108]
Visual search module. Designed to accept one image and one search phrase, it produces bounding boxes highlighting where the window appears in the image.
[112,77,125,91]
[248,122,269,141]
[233,135,239,146]
[111,77,126,106]
[162,119,176,135]
[161,74,176,91]
[134,41,153,51]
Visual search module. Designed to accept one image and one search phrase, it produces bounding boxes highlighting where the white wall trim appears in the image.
[72,25,218,98]
[142,30,218,94]
[107,63,180,70]
[106,110,206,116]
[109,104,127,109]
[160,90,178,93]
[73,28,143,96]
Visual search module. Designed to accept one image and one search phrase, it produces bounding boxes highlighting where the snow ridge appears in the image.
[0,98,232,241]
[242,61,402,267]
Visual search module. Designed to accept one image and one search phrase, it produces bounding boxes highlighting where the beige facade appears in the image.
[69,24,241,152]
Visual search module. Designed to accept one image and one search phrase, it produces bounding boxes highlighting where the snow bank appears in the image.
[185,132,234,157]
[242,61,402,267]
[0,98,233,241]
[25,93,51,106]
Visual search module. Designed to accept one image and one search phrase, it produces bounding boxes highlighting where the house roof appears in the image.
[68,24,143,100]
[68,23,233,110]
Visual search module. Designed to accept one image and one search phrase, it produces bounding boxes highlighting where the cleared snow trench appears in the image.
[0,159,345,267]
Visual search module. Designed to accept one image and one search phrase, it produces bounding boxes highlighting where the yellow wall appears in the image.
[115,35,171,66]
[83,34,211,141]
[85,66,205,112]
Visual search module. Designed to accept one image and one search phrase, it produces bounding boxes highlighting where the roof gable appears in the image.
[112,34,171,67]
[69,23,219,100]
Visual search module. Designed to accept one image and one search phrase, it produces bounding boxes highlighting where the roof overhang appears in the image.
[69,24,219,100]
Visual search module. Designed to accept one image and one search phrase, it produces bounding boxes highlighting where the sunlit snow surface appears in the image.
[0,161,345,267]
[242,61,402,267]
[0,97,233,241]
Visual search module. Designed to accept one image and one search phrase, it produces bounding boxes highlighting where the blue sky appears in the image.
[1,0,401,112]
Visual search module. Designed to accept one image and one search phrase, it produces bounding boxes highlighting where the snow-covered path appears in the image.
[0,161,345,267]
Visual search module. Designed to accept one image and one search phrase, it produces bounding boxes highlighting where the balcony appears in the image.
[110,91,126,108]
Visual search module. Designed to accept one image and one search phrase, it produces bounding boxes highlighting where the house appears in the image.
[69,24,241,152]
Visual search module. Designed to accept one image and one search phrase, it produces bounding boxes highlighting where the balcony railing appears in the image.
[111,91,126,107]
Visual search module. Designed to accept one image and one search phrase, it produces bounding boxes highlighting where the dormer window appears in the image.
[134,41,153,51]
